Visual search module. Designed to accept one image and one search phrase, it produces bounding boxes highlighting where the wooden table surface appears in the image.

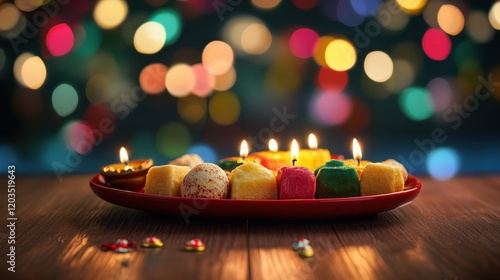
[1,174,499,280]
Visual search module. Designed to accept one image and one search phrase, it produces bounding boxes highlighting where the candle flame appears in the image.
[240,140,249,158]
[308,133,317,149]
[120,147,129,164]
[352,138,362,161]
[269,139,278,152]
[291,139,299,163]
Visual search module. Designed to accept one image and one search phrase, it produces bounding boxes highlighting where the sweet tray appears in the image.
[89,174,422,219]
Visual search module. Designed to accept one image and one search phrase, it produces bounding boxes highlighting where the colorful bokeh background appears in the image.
[1,0,499,180]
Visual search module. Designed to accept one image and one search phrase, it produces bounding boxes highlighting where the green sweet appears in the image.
[218,160,242,171]
[315,166,360,198]
[314,160,345,176]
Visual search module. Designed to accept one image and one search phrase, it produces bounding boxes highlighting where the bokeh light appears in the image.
[46,23,75,57]
[426,148,460,180]
[14,0,43,12]
[309,92,353,126]
[0,3,21,32]
[192,63,215,97]
[156,122,192,158]
[252,0,281,10]
[292,0,318,10]
[13,53,32,87]
[313,36,334,66]
[377,1,409,31]
[337,0,365,26]
[422,28,451,61]
[21,55,47,90]
[213,67,237,91]
[133,22,166,54]
[178,95,207,123]
[86,74,114,103]
[139,63,168,95]
[325,39,357,71]
[222,15,264,55]
[399,87,434,121]
[209,91,240,125]
[75,21,102,57]
[350,0,381,16]
[489,2,500,30]
[265,58,302,94]
[364,51,393,83]
[396,0,427,15]
[93,0,128,29]
[187,144,217,163]
[437,4,464,36]
[52,83,79,117]
[317,67,348,94]
[423,0,441,28]
[466,11,494,43]
[289,28,319,58]
[150,9,182,46]
[83,104,116,140]
[241,23,272,55]
[65,121,95,155]
[426,77,452,113]
[0,144,18,167]
[202,41,234,75]
[165,64,195,97]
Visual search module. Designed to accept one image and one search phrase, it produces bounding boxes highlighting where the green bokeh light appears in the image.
[156,122,191,158]
[52,83,79,117]
[150,9,182,46]
[76,21,102,57]
[399,87,434,121]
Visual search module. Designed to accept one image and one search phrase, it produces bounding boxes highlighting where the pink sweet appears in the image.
[276,166,316,199]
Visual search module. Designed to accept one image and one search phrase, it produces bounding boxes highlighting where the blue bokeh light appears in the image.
[187,144,217,163]
[426,147,460,180]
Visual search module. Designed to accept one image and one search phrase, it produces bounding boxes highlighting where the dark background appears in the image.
[0,0,499,179]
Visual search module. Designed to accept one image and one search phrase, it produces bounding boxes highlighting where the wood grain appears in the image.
[0,175,499,279]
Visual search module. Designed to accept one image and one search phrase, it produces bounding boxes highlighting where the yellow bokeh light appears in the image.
[325,39,357,71]
[222,15,264,55]
[364,51,393,83]
[251,0,281,10]
[423,1,441,27]
[21,56,46,90]
[377,1,409,31]
[489,2,500,30]
[0,3,21,32]
[396,0,427,14]
[178,95,207,123]
[214,67,237,91]
[466,11,494,43]
[437,4,464,36]
[313,36,335,67]
[14,53,33,87]
[389,59,415,92]
[165,64,195,97]
[86,74,114,104]
[202,41,234,75]
[209,91,240,126]
[241,23,272,55]
[133,22,166,54]
[94,0,128,29]
[14,0,43,12]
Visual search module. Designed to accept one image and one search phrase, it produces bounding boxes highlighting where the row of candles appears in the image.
[239,134,363,166]
[100,134,363,191]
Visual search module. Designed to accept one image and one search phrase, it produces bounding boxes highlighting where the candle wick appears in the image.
[356,158,360,166]
[292,159,297,166]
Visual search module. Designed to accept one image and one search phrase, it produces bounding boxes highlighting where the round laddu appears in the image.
[181,163,229,198]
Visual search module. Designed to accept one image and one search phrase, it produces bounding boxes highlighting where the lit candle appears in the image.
[308,134,317,150]
[276,138,316,199]
[100,147,153,192]
[240,140,249,161]
[269,139,278,152]
[352,138,362,166]
[291,139,299,166]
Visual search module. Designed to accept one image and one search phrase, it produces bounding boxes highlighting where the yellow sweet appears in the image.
[360,163,404,195]
[144,165,191,196]
[230,162,277,199]
[382,159,408,182]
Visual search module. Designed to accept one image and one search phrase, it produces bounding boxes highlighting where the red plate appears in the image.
[89,174,422,219]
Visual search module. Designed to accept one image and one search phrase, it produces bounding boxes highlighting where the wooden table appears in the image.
[1,175,499,279]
